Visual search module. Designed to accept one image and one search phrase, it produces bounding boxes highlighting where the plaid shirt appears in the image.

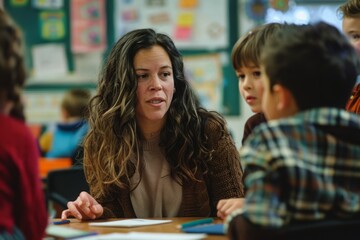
[233,108,360,228]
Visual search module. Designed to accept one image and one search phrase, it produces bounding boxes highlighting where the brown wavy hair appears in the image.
[0,9,26,120]
[84,28,227,198]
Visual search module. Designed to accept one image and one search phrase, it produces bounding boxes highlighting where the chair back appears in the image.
[39,157,72,178]
[228,215,360,240]
[46,166,89,210]
[278,219,360,240]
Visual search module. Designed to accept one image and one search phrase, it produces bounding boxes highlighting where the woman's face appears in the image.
[134,45,175,130]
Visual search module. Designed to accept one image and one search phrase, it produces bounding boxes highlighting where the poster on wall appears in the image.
[183,53,223,112]
[23,91,64,123]
[32,43,68,79]
[32,0,63,9]
[11,0,28,6]
[115,0,228,50]
[39,11,65,40]
[71,0,106,53]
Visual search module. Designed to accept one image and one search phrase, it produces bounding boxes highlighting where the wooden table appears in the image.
[52,217,227,240]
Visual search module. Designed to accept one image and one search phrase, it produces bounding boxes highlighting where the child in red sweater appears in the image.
[0,9,48,240]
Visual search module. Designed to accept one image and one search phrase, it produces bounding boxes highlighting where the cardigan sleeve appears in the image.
[204,118,245,215]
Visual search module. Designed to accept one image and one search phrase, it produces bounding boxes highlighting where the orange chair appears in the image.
[28,123,43,139]
[39,157,72,179]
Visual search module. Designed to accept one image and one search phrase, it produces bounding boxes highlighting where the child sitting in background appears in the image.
[40,88,91,161]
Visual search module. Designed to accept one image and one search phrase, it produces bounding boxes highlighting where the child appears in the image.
[216,23,283,220]
[231,23,283,144]
[338,0,360,114]
[40,88,91,160]
[0,9,47,239]
[227,22,360,239]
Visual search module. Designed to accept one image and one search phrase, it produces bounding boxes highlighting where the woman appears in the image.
[62,28,244,220]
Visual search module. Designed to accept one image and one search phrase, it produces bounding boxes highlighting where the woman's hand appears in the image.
[61,191,103,220]
[216,198,244,219]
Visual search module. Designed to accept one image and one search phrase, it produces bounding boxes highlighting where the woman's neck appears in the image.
[138,119,164,141]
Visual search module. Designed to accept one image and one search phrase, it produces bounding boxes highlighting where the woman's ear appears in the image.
[273,84,298,116]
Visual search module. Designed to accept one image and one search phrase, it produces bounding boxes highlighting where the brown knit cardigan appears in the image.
[94,118,245,218]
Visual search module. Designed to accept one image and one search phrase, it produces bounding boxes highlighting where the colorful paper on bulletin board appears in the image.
[71,0,106,53]
[39,11,65,40]
[179,0,197,8]
[177,12,194,27]
[11,0,28,6]
[115,0,228,49]
[174,12,194,41]
[183,54,223,112]
[146,0,166,7]
[174,26,192,41]
[32,0,63,9]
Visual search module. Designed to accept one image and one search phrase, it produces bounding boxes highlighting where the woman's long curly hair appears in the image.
[0,9,26,120]
[84,29,226,198]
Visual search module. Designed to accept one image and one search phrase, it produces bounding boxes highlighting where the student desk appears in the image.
[51,217,227,240]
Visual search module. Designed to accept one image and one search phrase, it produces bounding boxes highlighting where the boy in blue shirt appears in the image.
[40,88,91,161]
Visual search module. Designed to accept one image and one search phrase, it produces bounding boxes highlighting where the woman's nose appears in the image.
[149,76,162,90]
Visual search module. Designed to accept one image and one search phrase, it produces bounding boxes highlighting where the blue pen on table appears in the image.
[53,219,70,225]
[178,218,214,229]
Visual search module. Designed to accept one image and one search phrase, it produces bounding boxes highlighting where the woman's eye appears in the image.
[160,72,171,79]
[136,74,148,80]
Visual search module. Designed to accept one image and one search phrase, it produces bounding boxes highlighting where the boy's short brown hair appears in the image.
[338,0,360,18]
[231,23,283,70]
[61,89,91,118]
[261,22,360,110]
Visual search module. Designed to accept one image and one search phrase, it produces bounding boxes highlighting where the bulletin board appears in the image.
[183,54,223,112]
[115,0,228,49]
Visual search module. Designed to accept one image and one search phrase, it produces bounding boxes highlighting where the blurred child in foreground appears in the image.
[227,22,360,239]
[39,88,91,161]
[0,9,47,240]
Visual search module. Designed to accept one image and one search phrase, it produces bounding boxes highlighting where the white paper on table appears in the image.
[80,232,207,240]
[89,219,172,227]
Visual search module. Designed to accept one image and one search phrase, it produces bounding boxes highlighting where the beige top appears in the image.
[130,133,182,218]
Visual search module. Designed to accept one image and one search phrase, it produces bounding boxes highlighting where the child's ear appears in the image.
[273,84,298,114]
[61,108,69,121]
